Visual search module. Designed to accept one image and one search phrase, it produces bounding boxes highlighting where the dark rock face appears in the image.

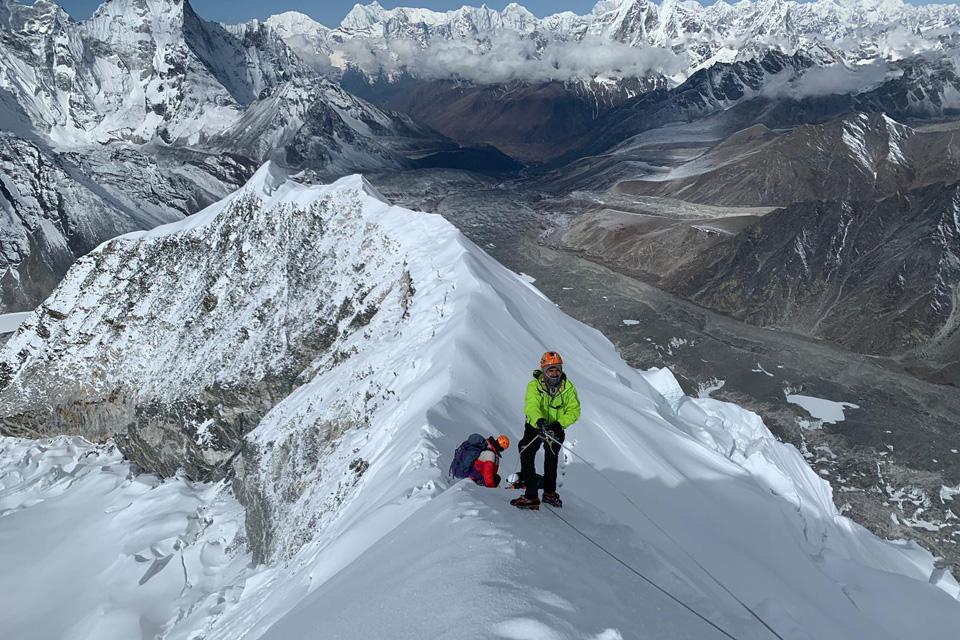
[568,49,819,160]
[341,70,662,163]
[563,53,960,166]
[617,113,921,206]
[853,57,960,118]
[667,182,960,375]
[280,93,428,176]
[0,133,255,313]
[0,137,120,312]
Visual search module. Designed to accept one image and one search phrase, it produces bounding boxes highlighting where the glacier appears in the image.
[1,164,958,639]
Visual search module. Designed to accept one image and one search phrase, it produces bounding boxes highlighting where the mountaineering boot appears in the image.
[542,491,562,508]
[510,496,540,510]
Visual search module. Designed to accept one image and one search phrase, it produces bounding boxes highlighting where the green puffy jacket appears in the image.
[524,370,581,429]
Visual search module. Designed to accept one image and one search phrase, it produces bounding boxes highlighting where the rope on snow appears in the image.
[535,430,786,640]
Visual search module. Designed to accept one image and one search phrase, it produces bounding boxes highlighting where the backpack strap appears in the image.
[487,437,502,463]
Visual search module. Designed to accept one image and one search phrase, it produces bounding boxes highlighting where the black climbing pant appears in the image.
[520,423,564,500]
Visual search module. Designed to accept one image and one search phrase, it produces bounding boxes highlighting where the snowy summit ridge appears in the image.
[1,164,959,638]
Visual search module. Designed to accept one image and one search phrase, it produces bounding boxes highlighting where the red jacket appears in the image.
[472,443,500,488]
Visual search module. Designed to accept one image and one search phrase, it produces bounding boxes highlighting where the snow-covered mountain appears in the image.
[545,50,960,183]
[0,0,437,152]
[271,1,960,166]
[1,164,959,639]
[0,0,305,146]
[0,0,448,312]
[6,0,960,316]
[0,132,254,313]
[267,0,960,84]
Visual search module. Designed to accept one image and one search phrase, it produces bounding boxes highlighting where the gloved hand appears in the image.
[546,421,563,441]
[536,418,546,430]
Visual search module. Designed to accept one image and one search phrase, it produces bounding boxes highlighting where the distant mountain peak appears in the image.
[341,1,389,30]
[264,11,330,37]
[263,0,960,85]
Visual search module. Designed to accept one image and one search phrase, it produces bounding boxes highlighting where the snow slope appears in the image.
[0,436,249,640]
[1,164,958,639]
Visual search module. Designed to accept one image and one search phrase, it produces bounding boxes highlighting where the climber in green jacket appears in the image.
[511,351,581,510]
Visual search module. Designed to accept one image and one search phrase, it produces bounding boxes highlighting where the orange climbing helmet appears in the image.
[497,435,510,451]
[540,351,563,369]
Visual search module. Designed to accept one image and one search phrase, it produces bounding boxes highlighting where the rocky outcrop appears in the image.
[0,167,410,477]
[666,181,960,377]
[617,113,919,206]
[0,165,425,562]
[0,133,254,313]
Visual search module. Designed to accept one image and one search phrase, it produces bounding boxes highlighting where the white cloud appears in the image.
[760,60,894,99]
[333,33,685,84]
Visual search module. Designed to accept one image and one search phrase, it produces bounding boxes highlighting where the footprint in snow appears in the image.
[592,631,624,640]
[493,618,562,640]
[529,588,575,612]
[104,501,132,514]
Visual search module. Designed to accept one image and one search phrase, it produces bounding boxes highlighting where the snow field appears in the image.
[200,166,960,639]
[0,436,249,640]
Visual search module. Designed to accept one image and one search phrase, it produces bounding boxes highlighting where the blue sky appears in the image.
[50,0,939,27]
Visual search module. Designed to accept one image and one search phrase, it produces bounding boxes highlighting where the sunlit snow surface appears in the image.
[1,165,958,639]
[0,437,249,640]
